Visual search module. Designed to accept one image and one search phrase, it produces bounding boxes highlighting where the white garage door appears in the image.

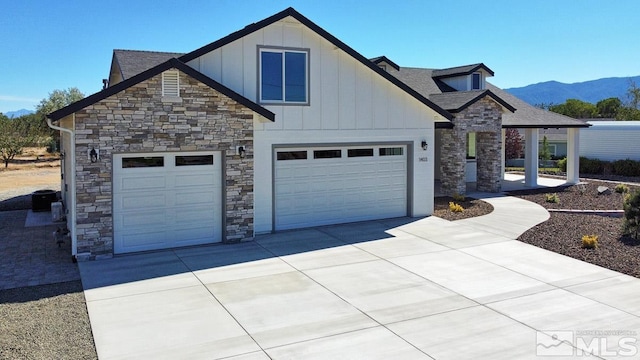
[113,152,222,254]
[274,145,407,230]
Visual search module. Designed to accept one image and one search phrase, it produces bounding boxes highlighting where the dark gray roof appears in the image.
[487,84,589,128]
[432,63,494,78]
[429,90,515,113]
[393,67,589,128]
[369,56,400,71]
[113,49,185,80]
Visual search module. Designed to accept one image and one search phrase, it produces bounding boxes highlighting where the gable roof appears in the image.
[48,58,274,122]
[429,90,516,113]
[369,56,400,71]
[112,49,185,81]
[393,67,589,128]
[179,7,453,121]
[487,84,589,128]
[432,63,495,79]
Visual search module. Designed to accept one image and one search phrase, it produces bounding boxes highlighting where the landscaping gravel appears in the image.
[0,281,97,360]
[510,179,640,279]
[434,196,494,221]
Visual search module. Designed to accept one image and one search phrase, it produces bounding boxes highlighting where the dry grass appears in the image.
[0,147,60,173]
[0,148,60,192]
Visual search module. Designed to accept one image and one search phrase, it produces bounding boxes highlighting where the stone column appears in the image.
[476,131,502,192]
[439,129,467,195]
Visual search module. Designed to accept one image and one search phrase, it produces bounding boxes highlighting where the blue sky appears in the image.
[1,0,639,114]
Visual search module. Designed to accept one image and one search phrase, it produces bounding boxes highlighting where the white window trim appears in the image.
[258,47,310,105]
[162,70,180,98]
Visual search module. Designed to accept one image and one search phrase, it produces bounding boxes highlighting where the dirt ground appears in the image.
[0,147,60,194]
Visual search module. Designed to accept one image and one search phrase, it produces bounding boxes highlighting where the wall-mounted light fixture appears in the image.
[421,140,428,151]
[236,145,246,159]
[89,147,99,163]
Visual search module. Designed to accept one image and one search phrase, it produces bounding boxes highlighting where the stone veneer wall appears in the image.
[73,69,254,260]
[439,97,503,195]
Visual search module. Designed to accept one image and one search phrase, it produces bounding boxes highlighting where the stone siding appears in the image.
[73,69,254,260]
[440,97,503,195]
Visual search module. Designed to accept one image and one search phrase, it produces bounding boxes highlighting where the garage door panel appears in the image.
[119,176,166,191]
[113,152,222,254]
[174,173,218,188]
[121,232,166,247]
[174,191,217,206]
[275,145,407,230]
[119,194,167,210]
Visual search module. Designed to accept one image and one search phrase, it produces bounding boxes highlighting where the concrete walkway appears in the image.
[79,195,640,359]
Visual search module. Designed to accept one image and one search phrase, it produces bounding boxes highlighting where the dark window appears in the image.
[277,151,308,160]
[379,147,403,156]
[122,157,164,168]
[175,155,213,166]
[260,49,308,103]
[472,73,481,90]
[313,149,342,159]
[348,148,374,157]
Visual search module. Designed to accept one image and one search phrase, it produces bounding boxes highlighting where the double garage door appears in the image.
[274,145,408,230]
[113,152,222,254]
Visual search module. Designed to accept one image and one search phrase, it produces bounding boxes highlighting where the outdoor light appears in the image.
[237,145,246,159]
[89,147,99,163]
[421,140,428,151]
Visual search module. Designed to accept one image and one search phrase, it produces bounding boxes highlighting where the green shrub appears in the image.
[612,159,640,177]
[623,190,640,240]
[557,157,567,172]
[580,157,606,174]
[615,184,629,194]
[545,193,560,203]
[452,193,465,202]
[582,234,598,249]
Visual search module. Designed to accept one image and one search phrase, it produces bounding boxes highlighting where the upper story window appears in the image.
[259,48,309,104]
[471,72,482,90]
[162,70,180,97]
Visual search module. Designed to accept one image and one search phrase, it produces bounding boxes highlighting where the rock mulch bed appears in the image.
[0,281,97,360]
[509,180,640,278]
[434,196,494,221]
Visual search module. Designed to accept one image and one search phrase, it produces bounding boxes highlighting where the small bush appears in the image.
[612,159,640,177]
[623,190,640,239]
[545,193,560,203]
[557,157,567,172]
[449,202,464,213]
[580,157,606,174]
[615,184,629,194]
[582,234,598,249]
[452,193,465,202]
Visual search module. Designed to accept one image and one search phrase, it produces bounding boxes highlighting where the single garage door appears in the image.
[113,152,222,254]
[274,145,407,230]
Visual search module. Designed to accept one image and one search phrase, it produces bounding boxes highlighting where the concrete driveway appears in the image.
[79,195,640,359]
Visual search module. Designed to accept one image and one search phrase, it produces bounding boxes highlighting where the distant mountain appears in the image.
[505,75,640,106]
[3,109,35,118]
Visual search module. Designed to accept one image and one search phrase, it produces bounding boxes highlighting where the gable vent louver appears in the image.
[162,70,180,97]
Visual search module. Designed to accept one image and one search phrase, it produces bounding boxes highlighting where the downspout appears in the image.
[47,115,77,259]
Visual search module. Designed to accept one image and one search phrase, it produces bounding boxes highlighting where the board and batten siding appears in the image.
[579,121,640,162]
[187,17,440,233]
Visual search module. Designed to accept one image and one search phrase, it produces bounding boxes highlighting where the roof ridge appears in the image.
[114,49,185,55]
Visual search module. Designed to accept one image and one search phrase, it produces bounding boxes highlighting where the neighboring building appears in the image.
[47,7,587,260]
[579,121,640,161]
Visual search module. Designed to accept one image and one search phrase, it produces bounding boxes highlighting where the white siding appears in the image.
[187,16,440,233]
[441,76,468,91]
[579,121,640,161]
